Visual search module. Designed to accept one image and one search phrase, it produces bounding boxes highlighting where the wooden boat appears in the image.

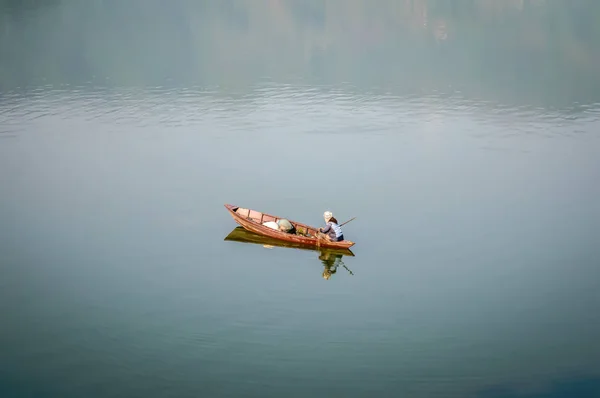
[224,226,355,257]
[224,204,355,250]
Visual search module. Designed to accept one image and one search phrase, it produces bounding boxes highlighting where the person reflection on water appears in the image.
[319,250,342,280]
[318,211,344,242]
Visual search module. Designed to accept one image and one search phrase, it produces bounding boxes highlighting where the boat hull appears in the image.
[224,227,355,256]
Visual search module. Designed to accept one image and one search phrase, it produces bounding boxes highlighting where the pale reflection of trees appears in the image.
[202,0,598,69]
[0,0,599,104]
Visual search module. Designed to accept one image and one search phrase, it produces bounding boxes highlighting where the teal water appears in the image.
[1,1,600,397]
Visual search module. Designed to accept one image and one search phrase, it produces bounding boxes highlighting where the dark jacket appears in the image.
[321,222,344,241]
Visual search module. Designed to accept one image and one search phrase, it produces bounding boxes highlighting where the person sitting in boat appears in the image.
[318,211,344,242]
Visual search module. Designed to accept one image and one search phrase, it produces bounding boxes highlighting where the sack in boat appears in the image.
[262,221,279,230]
[277,219,293,232]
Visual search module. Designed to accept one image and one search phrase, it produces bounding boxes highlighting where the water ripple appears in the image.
[0,84,598,144]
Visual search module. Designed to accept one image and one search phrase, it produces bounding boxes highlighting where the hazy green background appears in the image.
[2,0,600,103]
[1,1,599,397]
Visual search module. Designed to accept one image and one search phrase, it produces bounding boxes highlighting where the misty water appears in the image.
[1,1,600,397]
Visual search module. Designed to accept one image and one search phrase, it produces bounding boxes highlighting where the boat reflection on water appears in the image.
[224,227,355,279]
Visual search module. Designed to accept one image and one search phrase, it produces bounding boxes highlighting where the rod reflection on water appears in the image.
[223,227,355,280]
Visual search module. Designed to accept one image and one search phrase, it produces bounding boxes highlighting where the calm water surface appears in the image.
[1,2,600,398]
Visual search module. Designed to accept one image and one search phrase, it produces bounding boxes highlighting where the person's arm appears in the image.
[320,223,331,233]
